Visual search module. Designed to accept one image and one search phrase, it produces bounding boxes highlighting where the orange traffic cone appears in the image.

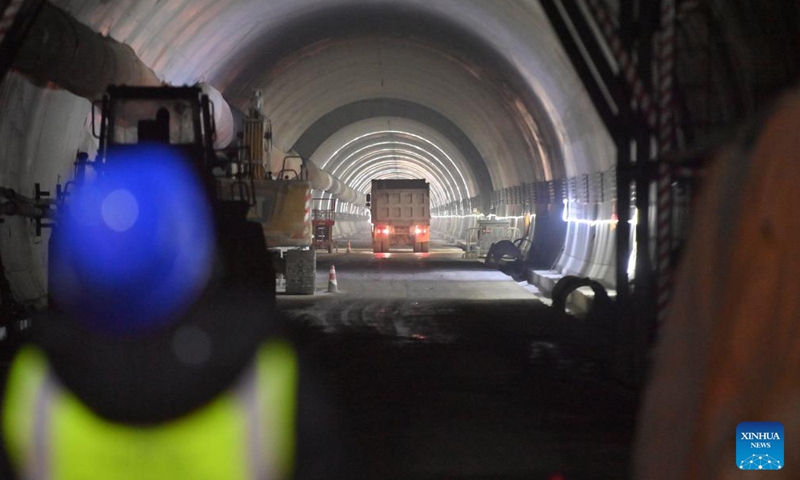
[327,264,338,293]
[346,240,352,253]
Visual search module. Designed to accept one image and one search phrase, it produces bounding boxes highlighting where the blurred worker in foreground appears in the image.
[0,146,348,479]
[633,88,800,478]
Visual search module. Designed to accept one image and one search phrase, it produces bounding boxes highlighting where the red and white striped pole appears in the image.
[656,0,677,324]
[584,0,678,324]
[583,0,657,129]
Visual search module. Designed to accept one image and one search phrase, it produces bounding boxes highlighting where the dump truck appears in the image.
[370,179,430,253]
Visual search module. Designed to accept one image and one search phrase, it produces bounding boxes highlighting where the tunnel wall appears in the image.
[554,203,617,289]
[0,74,96,306]
[432,164,619,290]
[332,219,372,240]
[430,215,477,246]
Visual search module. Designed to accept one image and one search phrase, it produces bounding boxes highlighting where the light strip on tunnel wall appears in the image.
[560,199,638,282]
[341,156,449,207]
[330,140,467,203]
[343,152,454,206]
[320,130,473,206]
[322,130,472,193]
[335,143,465,203]
[561,199,637,227]
[350,163,446,203]
[332,145,462,207]
[333,156,448,207]
[346,159,446,190]
[342,151,450,193]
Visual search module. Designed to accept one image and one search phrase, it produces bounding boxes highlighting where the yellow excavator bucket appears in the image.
[218,178,312,248]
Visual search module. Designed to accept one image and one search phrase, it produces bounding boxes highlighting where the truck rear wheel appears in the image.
[413,242,421,252]
[380,240,389,253]
[373,241,381,253]
[421,242,429,253]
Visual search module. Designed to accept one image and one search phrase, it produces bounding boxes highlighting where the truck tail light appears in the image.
[414,227,422,235]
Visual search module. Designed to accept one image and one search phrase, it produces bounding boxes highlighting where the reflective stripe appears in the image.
[2,341,298,480]
[30,371,57,480]
[237,357,268,479]
[2,347,48,473]
[256,340,298,479]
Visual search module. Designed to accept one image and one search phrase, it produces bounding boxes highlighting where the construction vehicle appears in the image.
[311,197,337,253]
[370,179,430,253]
[41,84,284,330]
[54,85,315,300]
[220,107,315,294]
[219,91,313,256]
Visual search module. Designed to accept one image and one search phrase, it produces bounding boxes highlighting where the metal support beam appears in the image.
[540,0,621,133]
[552,0,623,99]
[615,135,631,301]
[619,0,635,48]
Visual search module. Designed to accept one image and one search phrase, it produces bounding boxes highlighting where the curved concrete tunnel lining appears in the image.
[313,154,453,216]
[0,0,618,306]
[253,35,549,186]
[324,136,472,199]
[325,136,471,190]
[297,101,491,207]
[334,153,449,207]
[339,148,460,207]
[318,133,472,207]
[337,155,452,208]
[326,154,452,206]
[211,0,610,177]
[43,0,609,183]
[319,139,469,211]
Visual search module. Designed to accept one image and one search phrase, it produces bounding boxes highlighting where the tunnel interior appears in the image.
[0,0,799,478]
[0,0,622,307]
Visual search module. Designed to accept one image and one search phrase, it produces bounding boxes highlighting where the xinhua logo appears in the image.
[737,422,784,471]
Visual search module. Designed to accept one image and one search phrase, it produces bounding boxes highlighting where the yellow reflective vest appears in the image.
[2,340,298,480]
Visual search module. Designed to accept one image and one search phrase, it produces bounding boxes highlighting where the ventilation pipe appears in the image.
[199,82,234,148]
[0,0,45,80]
[306,159,367,206]
[10,1,233,148]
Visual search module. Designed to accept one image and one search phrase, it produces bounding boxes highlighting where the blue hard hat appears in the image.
[50,144,216,336]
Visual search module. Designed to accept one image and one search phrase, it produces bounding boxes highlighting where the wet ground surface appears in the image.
[278,244,641,479]
[0,243,642,479]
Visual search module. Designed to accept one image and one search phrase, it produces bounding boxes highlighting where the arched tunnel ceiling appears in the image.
[40,0,615,193]
[210,1,615,179]
[294,99,493,204]
[256,35,544,193]
[309,117,478,208]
